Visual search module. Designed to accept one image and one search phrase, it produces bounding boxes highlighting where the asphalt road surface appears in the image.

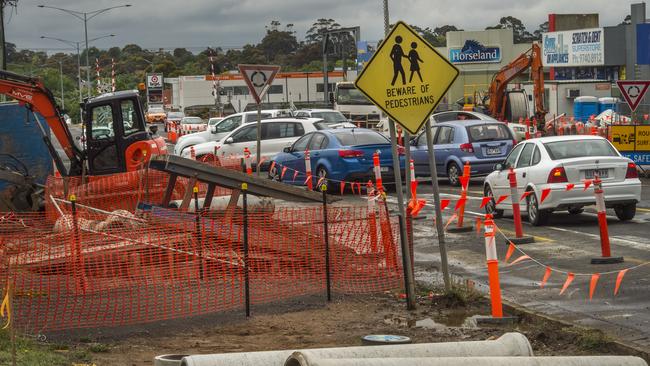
[386,177,650,350]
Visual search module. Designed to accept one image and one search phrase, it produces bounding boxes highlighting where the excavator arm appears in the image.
[487,43,546,122]
[0,70,82,176]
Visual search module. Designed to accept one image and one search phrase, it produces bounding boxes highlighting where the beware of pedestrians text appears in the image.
[355,21,459,134]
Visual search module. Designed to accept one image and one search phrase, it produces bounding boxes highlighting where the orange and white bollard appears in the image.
[244,147,252,175]
[525,118,531,140]
[484,214,502,317]
[305,149,313,190]
[373,151,383,192]
[591,126,598,135]
[507,168,535,244]
[448,161,473,233]
[591,174,624,264]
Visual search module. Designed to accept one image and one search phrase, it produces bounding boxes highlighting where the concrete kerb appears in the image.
[500,299,650,363]
[590,256,625,265]
[506,236,535,245]
[447,225,474,234]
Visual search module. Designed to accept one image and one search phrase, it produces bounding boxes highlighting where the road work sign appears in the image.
[355,21,459,134]
[611,125,650,165]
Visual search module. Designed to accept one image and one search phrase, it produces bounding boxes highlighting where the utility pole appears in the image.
[0,1,17,71]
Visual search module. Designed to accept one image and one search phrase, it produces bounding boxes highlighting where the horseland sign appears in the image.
[542,28,604,67]
[449,40,501,64]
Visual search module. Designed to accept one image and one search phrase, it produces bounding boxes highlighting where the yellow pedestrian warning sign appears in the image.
[354,21,459,134]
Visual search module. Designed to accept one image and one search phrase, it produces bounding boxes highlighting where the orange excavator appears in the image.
[0,70,167,208]
[480,43,546,123]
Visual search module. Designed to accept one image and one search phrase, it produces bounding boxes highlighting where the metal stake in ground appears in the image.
[425,120,451,291]
[242,183,251,317]
[591,174,624,264]
[389,120,416,310]
[507,168,535,244]
[321,184,332,301]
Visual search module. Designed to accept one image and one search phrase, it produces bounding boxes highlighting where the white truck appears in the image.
[331,81,387,131]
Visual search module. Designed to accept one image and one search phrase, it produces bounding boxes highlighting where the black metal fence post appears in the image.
[321,184,331,302]
[242,183,250,317]
[193,186,204,280]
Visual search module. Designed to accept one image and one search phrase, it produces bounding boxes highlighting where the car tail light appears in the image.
[397,146,405,155]
[459,143,474,153]
[626,162,639,179]
[512,139,518,146]
[338,149,364,158]
[547,166,568,183]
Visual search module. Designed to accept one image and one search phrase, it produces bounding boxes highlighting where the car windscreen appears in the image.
[466,123,512,142]
[148,109,164,114]
[182,117,203,124]
[311,111,348,123]
[167,112,184,119]
[543,139,619,160]
[333,130,389,146]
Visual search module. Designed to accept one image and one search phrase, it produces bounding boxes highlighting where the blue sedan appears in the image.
[269,128,406,191]
[410,120,516,186]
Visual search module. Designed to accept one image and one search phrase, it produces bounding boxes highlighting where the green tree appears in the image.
[486,16,534,44]
[259,22,298,63]
[305,18,341,44]
[532,21,549,41]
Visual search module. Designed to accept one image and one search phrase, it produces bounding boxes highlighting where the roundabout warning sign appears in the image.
[354,21,459,134]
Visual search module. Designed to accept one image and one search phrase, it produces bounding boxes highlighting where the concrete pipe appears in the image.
[286,355,648,366]
[180,332,533,366]
[170,195,275,213]
[155,354,189,366]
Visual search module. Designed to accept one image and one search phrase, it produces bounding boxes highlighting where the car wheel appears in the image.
[316,166,330,192]
[447,162,461,186]
[268,162,280,181]
[568,207,584,215]
[484,185,504,219]
[527,191,549,226]
[614,203,636,221]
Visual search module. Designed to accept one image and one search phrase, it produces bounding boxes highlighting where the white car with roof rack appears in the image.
[483,135,641,226]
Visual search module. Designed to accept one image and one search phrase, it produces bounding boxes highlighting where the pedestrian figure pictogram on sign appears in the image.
[408,42,423,83]
[355,21,459,134]
[390,36,407,86]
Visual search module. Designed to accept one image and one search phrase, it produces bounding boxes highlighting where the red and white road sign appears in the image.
[617,80,650,112]
[238,64,280,104]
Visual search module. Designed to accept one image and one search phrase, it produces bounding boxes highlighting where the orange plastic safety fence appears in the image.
[0,203,402,334]
[44,170,234,220]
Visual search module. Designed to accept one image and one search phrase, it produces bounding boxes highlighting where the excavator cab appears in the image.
[83,91,167,175]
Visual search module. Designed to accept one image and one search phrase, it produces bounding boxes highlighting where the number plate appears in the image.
[585,169,609,179]
[380,166,389,172]
[486,147,501,155]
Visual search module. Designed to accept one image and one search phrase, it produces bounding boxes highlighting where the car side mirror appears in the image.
[283,147,292,153]
[149,125,158,135]
[224,137,234,144]
[494,163,504,171]
[210,125,217,134]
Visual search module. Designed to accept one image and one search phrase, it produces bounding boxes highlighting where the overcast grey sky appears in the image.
[5,0,641,52]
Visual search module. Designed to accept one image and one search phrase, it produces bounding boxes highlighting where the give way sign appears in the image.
[238,64,280,104]
[617,80,650,112]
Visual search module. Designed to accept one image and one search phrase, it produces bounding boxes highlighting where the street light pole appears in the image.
[38,4,131,99]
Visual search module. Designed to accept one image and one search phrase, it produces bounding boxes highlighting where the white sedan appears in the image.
[483,135,641,225]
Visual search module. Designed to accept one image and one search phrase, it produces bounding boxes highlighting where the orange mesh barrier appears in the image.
[44,169,234,219]
[0,200,402,334]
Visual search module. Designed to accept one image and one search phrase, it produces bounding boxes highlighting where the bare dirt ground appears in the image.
[70,286,641,366]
